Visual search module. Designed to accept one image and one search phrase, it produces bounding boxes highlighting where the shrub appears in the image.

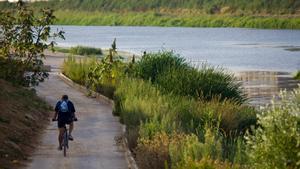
[70,46,102,56]
[0,1,64,86]
[133,51,187,82]
[133,51,245,103]
[245,87,300,169]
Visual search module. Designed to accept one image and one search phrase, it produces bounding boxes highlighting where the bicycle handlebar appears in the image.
[52,118,78,122]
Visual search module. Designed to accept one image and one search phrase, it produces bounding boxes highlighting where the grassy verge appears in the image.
[54,10,300,29]
[0,79,50,169]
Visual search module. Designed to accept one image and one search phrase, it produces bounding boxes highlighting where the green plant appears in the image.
[294,71,300,80]
[0,0,64,86]
[87,39,126,98]
[69,46,102,56]
[133,51,245,103]
[62,56,95,85]
[245,87,300,169]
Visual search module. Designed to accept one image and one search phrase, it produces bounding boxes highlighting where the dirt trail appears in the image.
[26,52,127,169]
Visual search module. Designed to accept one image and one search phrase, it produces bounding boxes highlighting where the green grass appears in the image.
[132,51,245,103]
[54,46,102,56]
[53,46,70,53]
[70,46,102,56]
[54,10,300,29]
[62,56,96,84]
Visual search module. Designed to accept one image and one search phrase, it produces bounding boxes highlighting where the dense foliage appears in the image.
[0,1,64,86]
[246,87,300,169]
[133,51,245,103]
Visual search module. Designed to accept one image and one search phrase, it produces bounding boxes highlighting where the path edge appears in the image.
[58,72,139,169]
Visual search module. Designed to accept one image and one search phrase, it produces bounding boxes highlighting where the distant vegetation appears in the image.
[0,0,299,29]
[1,0,298,14]
[54,10,300,29]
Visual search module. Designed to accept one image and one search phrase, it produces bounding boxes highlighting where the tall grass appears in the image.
[54,10,300,29]
[69,46,102,56]
[133,51,245,103]
[62,56,96,85]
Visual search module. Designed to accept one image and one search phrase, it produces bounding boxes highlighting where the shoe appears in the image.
[68,135,74,141]
[57,146,62,151]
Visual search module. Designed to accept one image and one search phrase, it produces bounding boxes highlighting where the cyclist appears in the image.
[52,95,77,150]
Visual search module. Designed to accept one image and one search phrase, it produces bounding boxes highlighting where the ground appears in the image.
[0,80,50,169]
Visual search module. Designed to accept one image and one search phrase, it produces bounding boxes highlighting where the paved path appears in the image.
[26,53,127,169]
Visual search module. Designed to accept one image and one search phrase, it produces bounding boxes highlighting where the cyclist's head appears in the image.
[62,95,68,100]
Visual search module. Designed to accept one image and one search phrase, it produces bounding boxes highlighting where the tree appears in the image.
[0,0,64,86]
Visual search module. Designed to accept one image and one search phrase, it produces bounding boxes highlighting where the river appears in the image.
[52,26,300,106]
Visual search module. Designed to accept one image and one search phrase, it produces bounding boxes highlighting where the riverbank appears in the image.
[0,80,50,169]
[54,10,300,29]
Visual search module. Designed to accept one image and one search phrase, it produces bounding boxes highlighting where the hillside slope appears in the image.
[0,80,50,169]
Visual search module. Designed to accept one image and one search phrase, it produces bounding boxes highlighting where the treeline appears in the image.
[1,0,300,14]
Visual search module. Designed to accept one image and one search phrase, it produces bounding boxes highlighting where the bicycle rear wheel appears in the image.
[63,129,68,157]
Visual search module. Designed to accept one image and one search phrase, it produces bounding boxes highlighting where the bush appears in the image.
[133,51,245,103]
[70,46,102,56]
[0,1,64,86]
[0,58,26,85]
[245,87,300,169]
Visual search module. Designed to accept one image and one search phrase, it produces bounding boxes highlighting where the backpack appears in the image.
[59,100,69,113]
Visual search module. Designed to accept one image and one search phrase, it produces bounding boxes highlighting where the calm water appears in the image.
[53,26,300,72]
[51,26,300,106]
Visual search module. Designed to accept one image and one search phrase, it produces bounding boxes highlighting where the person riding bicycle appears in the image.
[52,95,77,150]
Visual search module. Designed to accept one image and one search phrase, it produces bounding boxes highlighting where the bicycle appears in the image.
[52,118,77,157]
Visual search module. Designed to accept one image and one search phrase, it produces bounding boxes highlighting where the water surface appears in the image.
[53,26,300,72]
